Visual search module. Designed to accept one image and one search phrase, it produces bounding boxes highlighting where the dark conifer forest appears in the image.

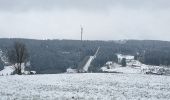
[1,38,170,74]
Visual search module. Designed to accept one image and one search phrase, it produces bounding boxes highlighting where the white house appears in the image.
[66,68,77,73]
[117,54,134,63]
[106,61,113,66]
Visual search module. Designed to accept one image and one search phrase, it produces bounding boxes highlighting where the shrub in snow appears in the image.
[30,71,36,74]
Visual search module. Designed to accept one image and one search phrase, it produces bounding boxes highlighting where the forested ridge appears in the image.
[1,38,170,73]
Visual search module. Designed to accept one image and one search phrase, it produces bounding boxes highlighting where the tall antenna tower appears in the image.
[80,25,83,41]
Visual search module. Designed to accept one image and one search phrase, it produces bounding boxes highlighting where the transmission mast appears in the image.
[81,25,83,41]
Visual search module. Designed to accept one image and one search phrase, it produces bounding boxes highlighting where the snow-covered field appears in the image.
[0,73,170,100]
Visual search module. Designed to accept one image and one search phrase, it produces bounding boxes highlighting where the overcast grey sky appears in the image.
[0,0,170,40]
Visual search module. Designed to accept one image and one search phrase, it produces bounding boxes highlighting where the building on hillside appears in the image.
[66,67,77,73]
[117,54,134,63]
[106,61,113,66]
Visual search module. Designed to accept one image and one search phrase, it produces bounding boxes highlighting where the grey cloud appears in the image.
[0,0,170,12]
[0,0,170,40]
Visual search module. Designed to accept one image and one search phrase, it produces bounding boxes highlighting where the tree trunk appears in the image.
[18,63,22,75]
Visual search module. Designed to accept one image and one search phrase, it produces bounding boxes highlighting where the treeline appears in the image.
[1,39,170,73]
[135,50,170,66]
[0,39,99,73]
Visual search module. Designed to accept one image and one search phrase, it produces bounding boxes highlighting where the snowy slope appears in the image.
[102,66,141,74]
[0,66,15,75]
[102,54,170,75]
[0,73,170,100]
[82,47,100,72]
[83,56,94,72]
[0,63,29,76]
[101,62,142,74]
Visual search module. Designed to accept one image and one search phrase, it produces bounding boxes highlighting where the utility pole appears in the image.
[81,25,83,41]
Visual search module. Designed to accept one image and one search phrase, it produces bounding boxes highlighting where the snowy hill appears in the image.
[101,54,170,75]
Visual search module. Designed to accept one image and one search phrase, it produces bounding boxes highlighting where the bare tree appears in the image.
[8,42,29,75]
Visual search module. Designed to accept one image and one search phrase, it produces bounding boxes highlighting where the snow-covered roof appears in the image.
[106,61,113,65]
[117,54,134,60]
[66,68,77,73]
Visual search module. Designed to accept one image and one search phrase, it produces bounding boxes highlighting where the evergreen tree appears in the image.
[121,58,126,67]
